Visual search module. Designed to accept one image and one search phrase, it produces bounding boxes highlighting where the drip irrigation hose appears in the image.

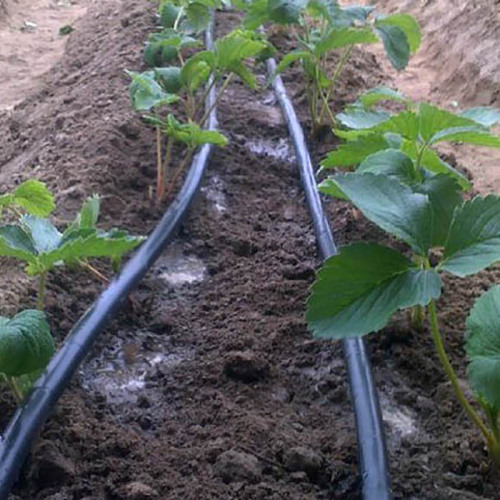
[0,24,218,500]
[267,58,392,500]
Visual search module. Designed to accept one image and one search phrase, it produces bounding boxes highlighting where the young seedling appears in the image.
[128,27,271,201]
[0,195,143,309]
[306,167,500,466]
[241,0,420,134]
[0,310,54,403]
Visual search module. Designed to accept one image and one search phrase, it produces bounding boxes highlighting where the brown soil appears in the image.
[0,1,500,500]
[0,0,88,113]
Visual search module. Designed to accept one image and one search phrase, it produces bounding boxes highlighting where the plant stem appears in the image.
[410,304,425,329]
[318,45,353,124]
[199,73,233,127]
[162,136,174,194]
[1,374,23,404]
[427,299,492,442]
[156,125,164,200]
[78,260,109,284]
[173,6,184,31]
[485,406,500,443]
[161,150,194,203]
[193,77,218,120]
[37,272,47,310]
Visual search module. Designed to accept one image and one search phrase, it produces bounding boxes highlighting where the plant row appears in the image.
[306,90,500,466]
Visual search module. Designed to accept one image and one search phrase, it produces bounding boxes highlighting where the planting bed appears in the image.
[1,0,500,499]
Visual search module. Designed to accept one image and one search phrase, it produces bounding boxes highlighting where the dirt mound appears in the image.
[376,0,500,107]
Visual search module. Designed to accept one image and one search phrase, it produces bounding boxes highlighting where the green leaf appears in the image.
[466,285,500,411]
[320,172,432,253]
[460,107,500,128]
[418,102,479,143]
[340,110,419,141]
[215,31,267,71]
[441,196,500,276]
[127,70,179,111]
[357,149,417,184]
[401,140,471,190]
[357,86,407,108]
[78,195,100,229]
[331,5,374,27]
[0,225,38,263]
[32,228,144,272]
[413,175,462,247]
[181,53,213,91]
[21,216,62,253]
[306,243,441,339]
[375,24,410,70]
[314,27,377,56]
[274,50,308,75]
[337,109,390,129]
[161,114,228,147]
[11,180,55,217]
[242,0,269,29]
[321,133,390,167]
[376,14,421,54]
[0,310,54,377]
[184,2,211,33]
[268,0,306,24]
[429,126,500,148]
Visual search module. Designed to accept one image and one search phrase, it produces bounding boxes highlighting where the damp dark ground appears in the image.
[0,1,499,499]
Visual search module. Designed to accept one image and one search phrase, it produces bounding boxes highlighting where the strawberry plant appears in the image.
[240,0,420,134]
[306,164,500,465]
[0,179,55,219]
[0,195,143,309]
[129,22,272,201]
[0,310,54,402]
[322,89,500,190]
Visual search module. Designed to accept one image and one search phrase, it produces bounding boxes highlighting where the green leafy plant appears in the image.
[0,195,143,309]
[0,310,54,402]
[240,0,420,133]
[128,23,271,201]
[0,179,55,219]
[322,90,500,190]
[307,167,500,466]
[321,94,500,327]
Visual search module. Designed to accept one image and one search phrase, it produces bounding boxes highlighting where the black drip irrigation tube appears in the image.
[0,24,219,500]
[267,58,393,500]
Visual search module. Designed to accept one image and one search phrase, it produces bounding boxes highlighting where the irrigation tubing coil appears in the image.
[0,23,219,500]
[0,16,391,500]
[267,58,393,500]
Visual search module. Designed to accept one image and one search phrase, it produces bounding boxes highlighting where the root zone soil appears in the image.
[0,1,500,499]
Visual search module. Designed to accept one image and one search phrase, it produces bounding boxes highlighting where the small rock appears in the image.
[290,471,308,482]
[122,481,159,500]
[224,351,270,383]
[283,446,324,478]
[214,450,263,484]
